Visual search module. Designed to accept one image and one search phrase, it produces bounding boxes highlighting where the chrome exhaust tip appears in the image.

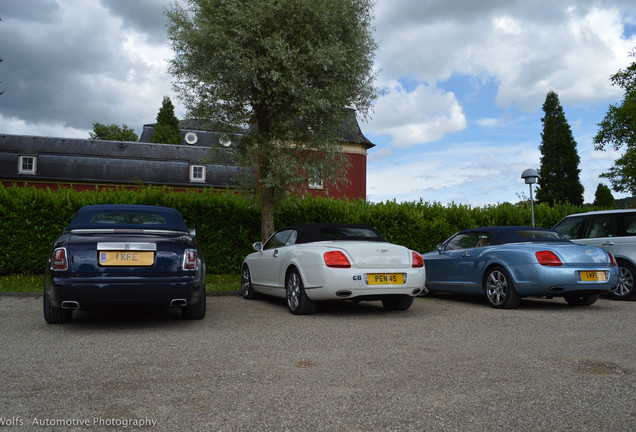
[61,301,79,310]
[336,290,352,297]
[170,299,187,307]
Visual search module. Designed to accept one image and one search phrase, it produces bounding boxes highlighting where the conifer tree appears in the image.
[535,91,584,206]
[151,96,182,145]
[593,184,615,208]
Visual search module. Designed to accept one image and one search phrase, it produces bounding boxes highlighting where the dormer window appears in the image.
[190,165,206,182]
[18,156,37,174]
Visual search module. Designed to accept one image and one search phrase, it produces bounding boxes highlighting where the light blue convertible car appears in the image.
[422,226,618,308]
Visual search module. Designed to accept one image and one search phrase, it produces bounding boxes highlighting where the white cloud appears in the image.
[367,81,467,147]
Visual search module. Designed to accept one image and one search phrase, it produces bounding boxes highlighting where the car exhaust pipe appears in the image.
[412,288,422,295]
[549,286,565,292]
[336,290,352,297]
[61,301,79,310]
[170,299,187,307]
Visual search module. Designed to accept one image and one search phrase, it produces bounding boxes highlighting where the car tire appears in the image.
[381,295,414,311]
[43,292,72,324]
[241,264,259,299]
[286,268,316,315]
[610,260,636,300]
[483,265,521,309]
[181,285,206,320]
[564,294,600,306]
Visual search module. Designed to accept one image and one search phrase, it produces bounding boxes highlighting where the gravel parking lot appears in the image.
[0,293,634,432]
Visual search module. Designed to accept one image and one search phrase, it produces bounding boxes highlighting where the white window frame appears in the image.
[189,165,206,182]
[18,155,37,174]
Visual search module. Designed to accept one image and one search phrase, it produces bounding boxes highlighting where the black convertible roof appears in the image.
[280,223,386,244]
[67,204,189,231]
[459,226,568,245]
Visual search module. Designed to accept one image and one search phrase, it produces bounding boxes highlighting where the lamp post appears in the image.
[521,168,539,227]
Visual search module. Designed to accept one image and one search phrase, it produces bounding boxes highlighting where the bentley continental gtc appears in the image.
[422,226,618,309]
[241,223,426,314]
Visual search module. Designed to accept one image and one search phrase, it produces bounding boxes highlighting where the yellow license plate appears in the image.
[367,273,405,285]
[99,251,155,266]
[577,271,607,282]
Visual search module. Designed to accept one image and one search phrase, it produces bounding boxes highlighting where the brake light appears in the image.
[536,251,562,266]
[183,249,198,270]
[52,247,68,270]
[412,251,424,268]
[324,251,351,268]
[608,252,617,266]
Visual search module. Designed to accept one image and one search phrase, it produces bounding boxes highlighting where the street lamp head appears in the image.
[521,168,539,184]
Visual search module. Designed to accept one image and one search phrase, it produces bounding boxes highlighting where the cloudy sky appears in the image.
[1,0,635,206]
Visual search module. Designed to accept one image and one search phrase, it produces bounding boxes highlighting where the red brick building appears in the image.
[0,112,374,199]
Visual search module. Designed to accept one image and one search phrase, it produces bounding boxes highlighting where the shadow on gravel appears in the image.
[249,294,415,317]
[419,292,615,310]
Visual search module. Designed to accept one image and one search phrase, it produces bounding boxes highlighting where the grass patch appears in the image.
[0,274,241,293]
[206,274,241,292]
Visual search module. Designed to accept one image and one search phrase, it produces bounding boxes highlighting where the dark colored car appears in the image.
[422,226,618,309]
[44,205,206,323]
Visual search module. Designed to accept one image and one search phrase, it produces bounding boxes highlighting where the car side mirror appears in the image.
[436,244,443,253]
[253,241,263,251]
[188,228,196,238]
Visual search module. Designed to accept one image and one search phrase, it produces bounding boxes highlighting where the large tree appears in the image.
[165,0,378,240]
[535,91,584,206]
[593,48,636,194]
[151,96,182,145]
[89,123,138,141]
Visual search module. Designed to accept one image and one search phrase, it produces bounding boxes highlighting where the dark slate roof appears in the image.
[140,110,375,148]
[0,134,245,189]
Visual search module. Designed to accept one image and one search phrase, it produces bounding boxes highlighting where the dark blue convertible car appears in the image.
[44,204,206,323]
[422,226,618,308]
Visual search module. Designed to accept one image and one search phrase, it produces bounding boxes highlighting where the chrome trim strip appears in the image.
[97,242,157,251]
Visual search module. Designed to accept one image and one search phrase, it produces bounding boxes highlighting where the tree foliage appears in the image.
[594,48,636,194]
[593,183,615,208]
[165,0,378,240]
[151,96,182,145]
[535,91,584,206]
[89,123,138,141]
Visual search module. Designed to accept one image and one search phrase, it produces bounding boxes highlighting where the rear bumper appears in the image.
[45,274,204,309]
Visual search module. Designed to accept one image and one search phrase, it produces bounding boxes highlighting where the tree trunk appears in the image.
[260,186,276,242]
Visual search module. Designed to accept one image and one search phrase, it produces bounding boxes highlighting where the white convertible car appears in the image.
[241,223,426,314]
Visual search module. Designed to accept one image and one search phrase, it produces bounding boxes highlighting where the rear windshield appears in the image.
[515,230,565,240]
[90,212,166,225]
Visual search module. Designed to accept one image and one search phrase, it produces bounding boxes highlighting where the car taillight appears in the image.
[536,251,562,266]
[324,251,351,268]
[183,249,198,270]
[412,251,424,268]
[52,247,68,270]
[608,252,617,266]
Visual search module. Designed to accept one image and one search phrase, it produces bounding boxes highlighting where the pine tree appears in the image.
[151,96,182,145]
[535,91,584,206]
[593,184,615,208]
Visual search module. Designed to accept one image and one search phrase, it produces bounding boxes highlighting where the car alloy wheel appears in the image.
[285,268,316,315]
[483,266,521,309]
[610,262,636,300]
[241,265,258,299]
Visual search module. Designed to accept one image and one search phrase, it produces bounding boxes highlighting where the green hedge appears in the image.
[0,185,597,275]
